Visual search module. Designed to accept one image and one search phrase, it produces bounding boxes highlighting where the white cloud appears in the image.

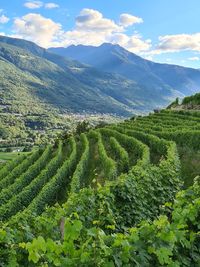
[0,15,9,24]
[13,13,62,47]
[56,9,150,53]
[110,33,151,53]
[120,13,143,27]
[44,3,59,9]
[154,33,200,54]
[24,1,43,9]
[75,9,122,33]
[10,9,150,53]
[188,56,200,61]
[59,30,106,47]
[24,1,59,10]
[126,36,151,53]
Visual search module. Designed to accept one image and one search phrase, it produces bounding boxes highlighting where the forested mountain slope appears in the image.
[50,43,200,97]
[0,36,193,117]
[0,40,130,116]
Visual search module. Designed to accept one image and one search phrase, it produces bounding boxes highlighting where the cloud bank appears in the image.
[13,13,61,47]
[3,6,199,63]
[12,8,150,53]
[153,33,200,54]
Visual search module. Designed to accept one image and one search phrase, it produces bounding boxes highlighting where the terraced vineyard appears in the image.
[0,109,200,266]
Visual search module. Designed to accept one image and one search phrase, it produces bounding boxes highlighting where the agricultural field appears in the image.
[0,152,21,162]
[0,109,200,266]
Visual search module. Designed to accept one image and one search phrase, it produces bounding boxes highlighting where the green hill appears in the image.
[0,41,128,116]
[0,108,199,266]
[182,92,200,106]
[167,93,200,110]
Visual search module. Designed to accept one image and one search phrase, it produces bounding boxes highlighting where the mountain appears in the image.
[0,36,137,116]
[49,43,200,97]
[1,36,198,118]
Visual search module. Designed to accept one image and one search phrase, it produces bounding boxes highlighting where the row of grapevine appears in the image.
[131,119,200,131]
[109,137,129,173]
[159,109,200,120]
[100,128,150,168]
[23,137,77,216]
[137,115,199,126]
[0,142,64,220]
[70,133,90,193]
[112,126,168,163]
[0,153,26,181]
[0,148,43,191]
[123,122,200,150]
[97,131,118,180]
[0,145,52,206]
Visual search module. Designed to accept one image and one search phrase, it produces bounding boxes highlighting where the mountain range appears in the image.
[49,43,200,96]
[0,35,200,117]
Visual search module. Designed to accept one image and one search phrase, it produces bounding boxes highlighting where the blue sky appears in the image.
[0,0,200,68]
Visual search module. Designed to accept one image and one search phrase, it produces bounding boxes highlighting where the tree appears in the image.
[75,121,90,135]
[0,127,9,139]
[175,97,179,105]
[5,147,13,152]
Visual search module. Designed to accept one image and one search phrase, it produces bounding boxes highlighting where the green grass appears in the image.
[0,152,29,162]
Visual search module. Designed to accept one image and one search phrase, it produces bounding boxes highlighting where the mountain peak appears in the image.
[99,42,121,48]
[64,42,123,52]
[48,42,200,98]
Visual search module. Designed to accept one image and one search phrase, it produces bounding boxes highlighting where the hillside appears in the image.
[0,108,199,265]
[182,92,200,107]
[0,39,130,116]
[1,36,199,121]
[167,93,200,110]
[0,37,137,147]
[50,43,200,96]
[0,35,177,119]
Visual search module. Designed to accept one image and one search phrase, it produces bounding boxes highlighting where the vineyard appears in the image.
[0,109,200,266]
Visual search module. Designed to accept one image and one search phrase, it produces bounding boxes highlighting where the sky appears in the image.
[0,0,200,68]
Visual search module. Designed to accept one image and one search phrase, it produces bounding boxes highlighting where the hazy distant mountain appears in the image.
[1,36,197,117]
[49,43,200,97]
